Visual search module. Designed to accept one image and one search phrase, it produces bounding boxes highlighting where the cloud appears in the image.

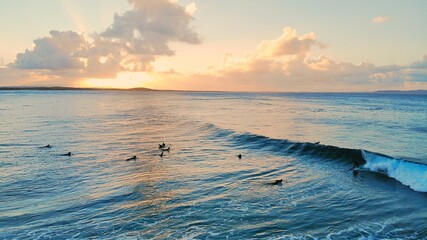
[6,0,200,82]
[102,0,201,50]
[372,16,390,23]
[0,68,31,86]
[185,2,197,16]
[255,27,324,58]
[2,1,426,92]
[410,55,427,69]
[0,67,82,86]
[405,55,427,82]
[12,30,86,70]
[144,27,427,92]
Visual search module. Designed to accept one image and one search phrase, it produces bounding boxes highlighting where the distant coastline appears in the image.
[0,86,154,91]
[374,90,427,95]
[0,86,426,95]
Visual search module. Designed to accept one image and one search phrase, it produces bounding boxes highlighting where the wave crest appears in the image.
[202,123,427,192]
[362,150,427,192]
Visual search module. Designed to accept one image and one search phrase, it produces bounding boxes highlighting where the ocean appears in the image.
[0,90,426,239]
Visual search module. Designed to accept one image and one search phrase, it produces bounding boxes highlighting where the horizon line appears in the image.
[0,86,426,95]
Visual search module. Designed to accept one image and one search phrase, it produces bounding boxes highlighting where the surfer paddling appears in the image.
[270,179,283,185]
[61,152,72,156]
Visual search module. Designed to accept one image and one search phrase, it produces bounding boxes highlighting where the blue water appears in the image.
[0,90,426,239]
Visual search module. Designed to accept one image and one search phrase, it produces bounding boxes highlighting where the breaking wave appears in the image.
[202,123,427,192]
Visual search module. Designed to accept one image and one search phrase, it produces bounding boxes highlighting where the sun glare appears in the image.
[81,72,152,89]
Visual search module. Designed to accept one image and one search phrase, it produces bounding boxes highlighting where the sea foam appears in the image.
[362,150,427,192]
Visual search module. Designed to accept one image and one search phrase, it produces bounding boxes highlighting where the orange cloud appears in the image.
[145,28,427,92]
[185,2,197,16]
[255,27,323,58]
[372,16,390,23]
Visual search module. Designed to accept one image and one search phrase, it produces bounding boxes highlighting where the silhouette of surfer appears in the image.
[270,179,283,185]
[349,160,361,176]
[314,142,320,145]
[40,144,52,148]
[352,169,359,177]
[61,152,72,156]
[159,143,166,149]
[126,156,137,161]
[350,160,360,170]
[237,154,242,159]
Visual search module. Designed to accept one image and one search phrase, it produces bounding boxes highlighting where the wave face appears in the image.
[205,123,364,162]
[362,150,427,192]
[205,123,427,193]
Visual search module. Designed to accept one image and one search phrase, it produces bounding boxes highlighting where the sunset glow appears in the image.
[81,72,152,89]
[1,1,427,237]
[1,0,426,91]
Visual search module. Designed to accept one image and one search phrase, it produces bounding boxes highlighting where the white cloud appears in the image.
[12,30,86,70]
[255,27,323,58]
[7,0,201,81]
[185,2,197,16]
[103,0,201,48]
[373,16,390,23]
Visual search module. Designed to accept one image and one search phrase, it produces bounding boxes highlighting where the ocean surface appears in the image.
[0,90,426,239]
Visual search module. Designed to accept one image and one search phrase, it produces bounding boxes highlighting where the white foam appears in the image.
[362,150,427,192]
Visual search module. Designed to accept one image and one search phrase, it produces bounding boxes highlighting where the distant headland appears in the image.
[375,90,427,95]
[0,86,154,91]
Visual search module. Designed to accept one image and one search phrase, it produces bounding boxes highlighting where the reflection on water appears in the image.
[0,90,426,239]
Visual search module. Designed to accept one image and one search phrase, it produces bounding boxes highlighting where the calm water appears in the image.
[0,90,426,239]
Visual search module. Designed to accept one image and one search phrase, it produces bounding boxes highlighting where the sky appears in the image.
[0,0,426,92]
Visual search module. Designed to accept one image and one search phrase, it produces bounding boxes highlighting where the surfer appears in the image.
[314,142,320,145]
[352,169,359,177]
[126,156,137,161]
[61,152,72,156]
[159,151,164,157]
[40,144,52,148]
[162,146,170,151]
[159,143,166,149]
[237,154,242,159]
[349,160,361,176]
[270,179,283,185]
[351,160,360,170]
